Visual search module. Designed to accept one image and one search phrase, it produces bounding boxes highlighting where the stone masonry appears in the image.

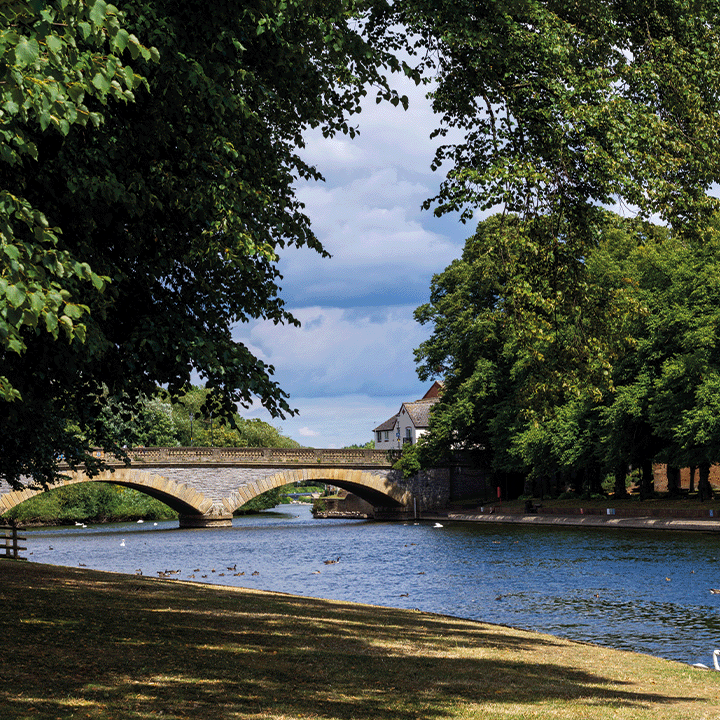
[0,447,454,528]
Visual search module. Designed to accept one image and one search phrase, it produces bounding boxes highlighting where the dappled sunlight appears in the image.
[1,561,718,720]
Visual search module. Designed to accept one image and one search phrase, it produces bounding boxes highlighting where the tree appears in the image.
[414,212,706,497]
[0,0,407,489]
[370,3,720,463]
[370,1,720,228]
[170,385,299,448]
[414,213,638,484]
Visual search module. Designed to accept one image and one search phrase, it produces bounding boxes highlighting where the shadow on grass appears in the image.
[0,562,710,719]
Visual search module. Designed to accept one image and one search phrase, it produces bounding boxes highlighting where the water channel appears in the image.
[22,505,720,667]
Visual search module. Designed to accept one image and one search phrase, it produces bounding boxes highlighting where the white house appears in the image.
[373,382,442,450]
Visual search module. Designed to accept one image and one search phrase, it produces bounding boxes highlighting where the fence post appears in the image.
[0,524,26,560]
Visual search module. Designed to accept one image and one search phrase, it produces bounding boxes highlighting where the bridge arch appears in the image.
[0,469,213,518]
[0,464,412,528]
[220,468,409,515]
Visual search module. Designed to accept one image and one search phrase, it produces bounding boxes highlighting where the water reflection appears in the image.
[23,505,720,666]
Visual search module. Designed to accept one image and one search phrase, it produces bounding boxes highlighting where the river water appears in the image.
[22,505,720,667]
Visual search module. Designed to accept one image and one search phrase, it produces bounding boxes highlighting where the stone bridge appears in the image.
[0,447,452,527]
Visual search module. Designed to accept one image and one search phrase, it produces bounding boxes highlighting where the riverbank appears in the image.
[1,561,718,720]
[445,511,720,532]
[435,496,720,532]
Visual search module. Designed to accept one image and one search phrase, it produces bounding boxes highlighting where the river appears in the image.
[21,505,720,667]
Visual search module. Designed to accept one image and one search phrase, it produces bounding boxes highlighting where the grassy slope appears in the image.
[1,561,718,720]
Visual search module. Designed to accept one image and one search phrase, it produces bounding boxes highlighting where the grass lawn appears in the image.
[0,561,719,720]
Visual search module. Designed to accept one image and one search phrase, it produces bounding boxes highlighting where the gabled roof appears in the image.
[422,381,443,400]
[373,383,442,433]
[401,398,438,429]
[373,414,399,433]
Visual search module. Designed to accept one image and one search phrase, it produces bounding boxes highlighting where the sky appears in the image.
[233,72,476,448]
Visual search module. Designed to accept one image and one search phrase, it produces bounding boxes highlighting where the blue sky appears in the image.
[233,73,474,447]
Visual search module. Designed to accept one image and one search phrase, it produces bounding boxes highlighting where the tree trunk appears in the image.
[613,465,627,498]
[699,463,713,502]
[585,465,602,496]
[689,466,696,494]
[666,464,681,496]
[639,458,654,500]
[540,474,550,500]
[553,470,562,498]
[523,475,534,497]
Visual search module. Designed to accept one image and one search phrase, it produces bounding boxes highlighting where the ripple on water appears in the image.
[23,508,720,665]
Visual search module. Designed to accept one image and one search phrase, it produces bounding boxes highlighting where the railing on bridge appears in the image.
[88,446,393,466]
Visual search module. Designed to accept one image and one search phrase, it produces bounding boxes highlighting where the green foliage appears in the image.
[90,391,179,448]
[0,0,405,489]
[374,1,720,496]
[5,482,177,524]
[171,385,299,448]
[0,0,154,390]
[344,441,374,449]
[371,1,720,230]
[416,210,720,497]
[234,486,284,515]
[392,443,422,479]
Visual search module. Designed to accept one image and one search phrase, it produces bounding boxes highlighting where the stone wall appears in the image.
[386,467,452,512]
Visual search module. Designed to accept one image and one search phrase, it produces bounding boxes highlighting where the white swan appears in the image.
[692,649,720,670]
[120,539,126,547]
[433,522,443,528]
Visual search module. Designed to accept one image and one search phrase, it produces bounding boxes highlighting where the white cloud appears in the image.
[234,304,430,400]
[231,65,471,447]
[279,167,463,307]
[241,392,430,449]
[301,71,445,176]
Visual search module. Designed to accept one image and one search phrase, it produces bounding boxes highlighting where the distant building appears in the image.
[373,382,442,450]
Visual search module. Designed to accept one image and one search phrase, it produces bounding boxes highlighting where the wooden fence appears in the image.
[1,525,26,560]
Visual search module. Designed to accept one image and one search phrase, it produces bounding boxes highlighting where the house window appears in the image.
[403,427,413,444]
[384,431,389,441]
[377,431,382,443]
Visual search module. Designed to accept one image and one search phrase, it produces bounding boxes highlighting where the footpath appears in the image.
[439,504,720,532]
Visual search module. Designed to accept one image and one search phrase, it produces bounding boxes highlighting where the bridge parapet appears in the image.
[93,446,392,467]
